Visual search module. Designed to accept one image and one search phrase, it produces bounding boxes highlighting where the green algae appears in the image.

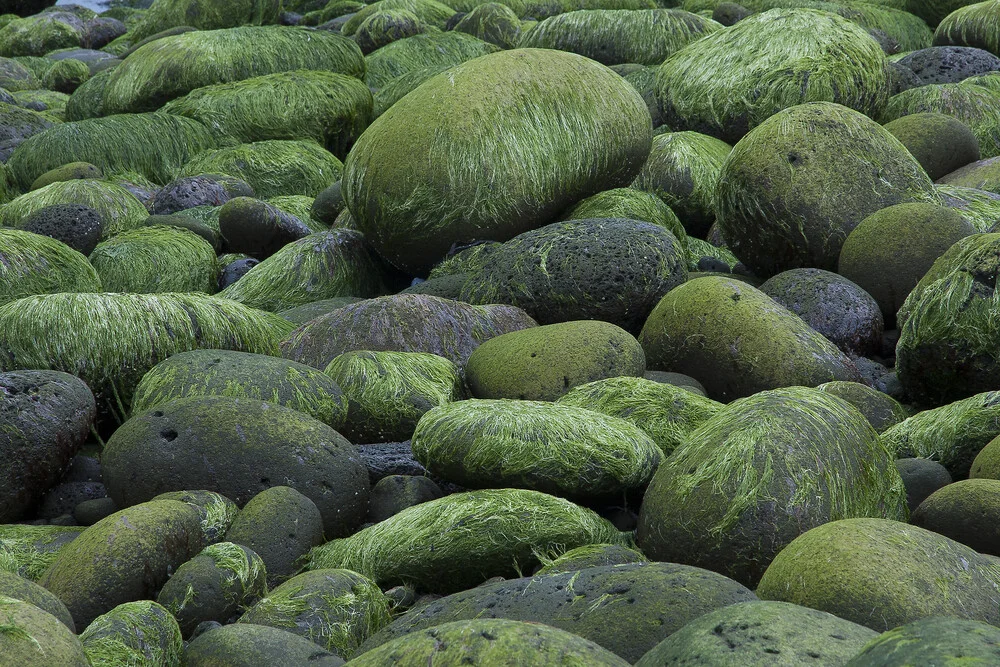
[89,225,219,294]
[0,228,100,308]
[0,179,147,238]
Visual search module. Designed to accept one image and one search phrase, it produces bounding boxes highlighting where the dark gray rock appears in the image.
[897,46,1000,84]
[20,203,104,256]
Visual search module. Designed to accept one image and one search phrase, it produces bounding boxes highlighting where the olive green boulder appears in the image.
[935,0,1000,56]
[715,102,937,278]
[936,183,1000,231]
[884,112,981,180]
[239,568,390,657]
[343,48,652,275]
[132,349,348,431]
[0,55,39,91]
[534,543,647,575]
[0,525,81,582]
[558,188,685,240]
[756,518,1000,631]
[184,623,346,666]
[0,570,74,631]
[465,320,645,401]
[0,228,100,308]
[637,387,907,587]
[90,225,218,294]
[363,31,497,91]
[28,161,101,191]
[0,13,83,58]
[101,395,370,538]
[0,595,89,666]
[911,478,1000,555]
[0,179,148,238]
[41,57,87,94]
[880,83,1000,158]
[634,600,877,666]
[151,489,239,545]
[341,0,455,35]
[129,0,282,43]
[411,399,661,500]
[638,276,862,402]
[897,457,953,513]
[361,562,754,662]
[39,499,204,629]
[277,297,360,325]
[454,2,522,48]
[844,616,1000,666]
[937,155,1000,193]
[353,10,427,55]
[324,350,463,443]
[305,488,623,593]
[815,381,909,433]
[556,376,721,456]
[79,600,183,667]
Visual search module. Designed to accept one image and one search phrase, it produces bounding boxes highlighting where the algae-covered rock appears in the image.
[305,488,623,593]
[412,399,661,499]
[367,475,443,523]
[0,524,81,582]
[454,2,522,49]
[0,569,74,631]
[277,297,360,325]
[217,196,311,259]
[558,188,685,241]
[0,179,147,239]
[556,376,721,456]
[371,62,452,117]
[897,457,953,512]
[464,320,646,401]
[518,9,721,66]
[364,31,496,90]
[715,102,937,278]
[324,350,463,443]
[280,293,536,370]
[880,83,1000,158]
[180,140,343,199]
[151,490,239,545]
[936,183,1000,231]
[938,155,1000,193]
[157,542,267,636]
[534,543,647,575]
[756,518,1000,631]
[238,569,390,657]
[89,225,218,294]
[816,381,909,433]
[0,55,39,91]
[129,0,281,42]
[342,0,455,35]
[912,478,1000,555]
[344,48,652,276]
[884,112,981,181]
[897,45,1000,84]
[460,218,686,332]
[639,276,862,402]
[39,499,204,629]
[0,595,89,666]
[41,57,87,95]
[0,292,294,419]
[844,616,1000,666]
[29,162,102,191]
[934,0,1000,57]
[351,618,630,666]
[6,113,216,192]
[637,387,907,587]
[635,600,877,666]
[185,623,347,666]
[0,101,54,162]
[162,70,372,160]
[132,349,348,431]
[353,10,427,55]
[63,66,111,121]
[80,600,183,667]
[0,228,100,308]
[0,13,84,57]
[655,9,889,144]
[218,230,389,312]
[102,395,370,538]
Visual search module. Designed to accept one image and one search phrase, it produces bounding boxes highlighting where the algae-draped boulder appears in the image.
[559,188,685,240]
[0,370,95,523]
[131,349,348,430]
[0,56,39,91]
[935,1,1000,57]
[635,600,877,667]
[280,293,536,370]
[556,376,721,456]
[715,102,937,278]
[0,570,75,631]
[305,488,623,593]
[342,0,456,35]
[937,183,1000,230]
[162,70,372,160]
[0,179,147,239]
[518,9,721,66]
[756,518,1000,631]
[218,197,311,259]
[882,392,1000,479]
[411,399,661,499]
[464,320,646,401]
[637,387,907,587]
[359,562,756,663]
[42,57,87,94]
[129,0,282,42]
[363,31,496,91]
[102,396,370,538]
[454,2,522,48]
[324,350,463,442]
[80,600,183,667]
[371,62,452,117]
[0,292,294,418]
[353,10,427,55]
[351,618,630,666]
[102,27,365,115]
[0,228,100,308]
[218,230,389,312]
[535,544,647,574]
[880,83,1000,158]
[39,499,204,629]
[0,13,84,57]
[638,276,862,402]
[884,112,981,181]
[0,596,89,666]
[6,113,216,192]
[344,48,652,276]
[816,381,909,433]
[459,218,687,332]
[912,478,1000,555]
[151,489,239,545]
[89,225,218,294]
[655,9,890,144]
[845,616,1000,666]
[238,568,390,657]
[184,623,347,666]
[938,155,1000,194]
[180,140,343,199]
[0,102,52,163]
[0,524,82,582]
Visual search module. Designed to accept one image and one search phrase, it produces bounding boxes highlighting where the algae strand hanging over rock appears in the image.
[343,48,653,276]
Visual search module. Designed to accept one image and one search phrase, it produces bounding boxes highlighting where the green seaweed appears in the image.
[363,31,497,91]
[129,0,281,42]
[880,83,1000,158]
[0,179,148,238]
[341,0,456,35]
[89,225,219,294]
[559,187,685,240]
[0,228,101,307]
[936,184,1000,231]
[79,600,183,667]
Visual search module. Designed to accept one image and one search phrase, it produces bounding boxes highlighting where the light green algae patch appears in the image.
[0,228,100,307]
[79,600,183,667]
[89,225,219,294]
[0,179,147,238]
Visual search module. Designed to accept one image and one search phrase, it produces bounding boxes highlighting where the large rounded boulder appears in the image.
[845,616,1000,666]
[0,228,101,307]
[0,596,89,666]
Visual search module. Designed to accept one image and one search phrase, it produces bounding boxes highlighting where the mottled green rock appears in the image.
[884,112,981,180]
[0,569,74,631]
[881,83,1000,158]
[184,623,346,666]
[151,490,239,545]
[559,188,685,241]
[364,31,497,90]
[28,161,101,191]
[90,225,218,294]
[0,595,89,666]
[0,524,81,582]
[0,13,83,58]
[534,543,647,575]
[129,0,281,42]
[454,2,522,48]
[912,478,1000,555]
[80,600,183,667]
[0,228,100,308]
[816,381,909,433]
[936,183,1000,231]
[844,616,1000,666]
[0,179,147,239]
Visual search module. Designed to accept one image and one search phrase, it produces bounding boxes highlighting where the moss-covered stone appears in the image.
[936,183,1000,231]
[342,0,455,35]
[217,196,311,259]
[367,475,443,523]
[453,2,521,48]
[881,83,1000,158]
[896,457,953,512]
[635,600,877,666]
[324,350,463,442]
[937,155,1000,193]
[715,102,937,278]
[129,0,280,43]
[816,381,909,433]
[845,616,1000,665]
[151,490,239,545]
[90,225,218,294]
[28,161,101,191]
[533,544,647,575]
[306,488,623,593]
[637,386,907,587]
[934,0,1000,57]
[0,570,74,631]
[280,293,536,370]
[0,55,39,91]
[353,10,427,55]
[0,13,84,57]
[345,49,651,276]
[0,228,100,309]
[558,188,685,241]
[0,101,53,162]
[39,499,203,629]
[0,525,81,582]
[277,297,361,325]
[102,26,364,114]
[102,395,370,538]
[41,56,87,94]
[79,600,183,667]
[639,276,862,402]
[183,623,346,666]
[756,518,1000,631]
[884,112,981,180]
[364,31,496,90]
[358,562,755,662]
[0,179,147,238]
[912,478,1000,554]
[460,218,687,332]
[63,66,111,120]
[0,595,89,666]
[412,398,661,499]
